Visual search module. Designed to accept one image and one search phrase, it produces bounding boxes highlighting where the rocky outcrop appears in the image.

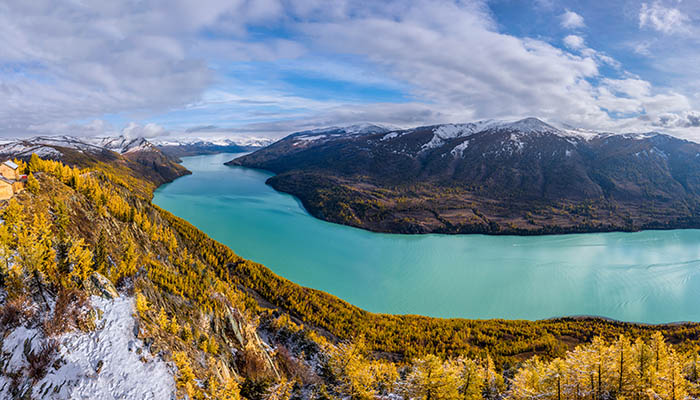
[83,273,119,300]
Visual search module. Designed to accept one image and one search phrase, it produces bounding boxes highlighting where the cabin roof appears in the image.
[2,160,18,170]
[0,177,12,185]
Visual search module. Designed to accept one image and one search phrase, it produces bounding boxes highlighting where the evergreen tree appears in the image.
[67,238,94,285]
[26,173,40,194]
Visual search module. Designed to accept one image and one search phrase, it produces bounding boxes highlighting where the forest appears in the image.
[1,153,700,399]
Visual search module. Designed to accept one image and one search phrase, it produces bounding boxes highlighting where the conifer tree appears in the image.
[157,307,169,330]
[67,238,94,285]
[167,315,180,335]
[406,354,460,400]
[26,173,40,194]
[3,198,24,237]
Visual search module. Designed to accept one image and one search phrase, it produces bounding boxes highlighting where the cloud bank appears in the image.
[1,0,699,141]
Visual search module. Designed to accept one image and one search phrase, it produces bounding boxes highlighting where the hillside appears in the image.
[0,136,189,187]
[2,143,700,399]
[229,118,700,234]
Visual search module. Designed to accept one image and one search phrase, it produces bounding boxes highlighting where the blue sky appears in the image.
[1,0,699,140]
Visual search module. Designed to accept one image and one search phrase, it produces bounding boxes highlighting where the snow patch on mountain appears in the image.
[450,140,471,158]
[291,123,391,143]
[416,118,563,152]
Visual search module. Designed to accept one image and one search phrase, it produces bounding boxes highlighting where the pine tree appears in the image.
[93,229,108,274]
[0,223,12,281]
[406,354,460,400]
[510,356,549,400]
[25,173,40,194]
[67,238,94,285]
[455,358,484,400]
[28,153,41,173]
[327,340,377,400]
[3,198,24,237]
[157,307,169,331]
[167,315,180,335]
[483,355,504,400]
[135,292,150,316]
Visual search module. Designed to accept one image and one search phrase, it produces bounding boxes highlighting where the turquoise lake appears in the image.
[153,153,700,323]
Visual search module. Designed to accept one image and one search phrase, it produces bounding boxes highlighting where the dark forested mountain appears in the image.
[229,118,700,234]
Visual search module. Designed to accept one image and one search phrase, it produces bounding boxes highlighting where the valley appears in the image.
[155,153,700,324]
[2,138,700,399]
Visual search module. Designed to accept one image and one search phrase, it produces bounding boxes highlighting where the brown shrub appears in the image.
[43,288,92,336]
[239,344,271,380]
[275,345,317,383]
[0,295,35,330]
[26,339,59,381]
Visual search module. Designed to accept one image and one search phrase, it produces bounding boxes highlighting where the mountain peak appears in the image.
[496,117,560,134]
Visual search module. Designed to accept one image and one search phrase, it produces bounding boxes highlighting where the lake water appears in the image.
[153,153,700,323]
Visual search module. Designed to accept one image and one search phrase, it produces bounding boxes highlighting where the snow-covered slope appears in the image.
[85,136,156,154]
[0,296,176,399]
[286,123,392,147]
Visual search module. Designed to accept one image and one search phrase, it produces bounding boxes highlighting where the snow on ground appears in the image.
[0,296,176,400]
[0,143,63,159]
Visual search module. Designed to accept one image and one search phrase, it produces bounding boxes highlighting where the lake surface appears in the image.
[153,153,700,323]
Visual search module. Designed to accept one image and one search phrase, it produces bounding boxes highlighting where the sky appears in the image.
[2,0,700,140]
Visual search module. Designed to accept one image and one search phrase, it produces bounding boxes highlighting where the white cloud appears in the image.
[1,0,698,141]
[563,35,585,50]
[0,0,296,137]
[560,10,585,29]
[639,2,688,34]
[122,122,167,138]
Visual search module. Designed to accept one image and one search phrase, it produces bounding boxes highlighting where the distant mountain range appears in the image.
[0,134,273,184]
[152,137,273,158]
[229,118,700,234]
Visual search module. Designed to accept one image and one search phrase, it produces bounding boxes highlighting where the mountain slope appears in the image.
[229,119,700,234]
[0,135,188,187]
[3,144,700,398]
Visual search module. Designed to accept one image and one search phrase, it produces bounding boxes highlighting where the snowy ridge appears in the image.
[85,136,154,154]
[0,296,176,399]
[418,118,561,152]
[291,123,391,143]
[0,135,163,160]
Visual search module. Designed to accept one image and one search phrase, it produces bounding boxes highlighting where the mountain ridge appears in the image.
[229,118,700,235]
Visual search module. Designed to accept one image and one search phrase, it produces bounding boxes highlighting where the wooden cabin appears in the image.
[0,178,14,200]
[0,160,20,181]
[0,160,25,200]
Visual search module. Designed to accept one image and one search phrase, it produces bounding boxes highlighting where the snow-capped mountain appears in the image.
[85,136,156,154]
[151,136,273,158]
[230,117,700,234]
